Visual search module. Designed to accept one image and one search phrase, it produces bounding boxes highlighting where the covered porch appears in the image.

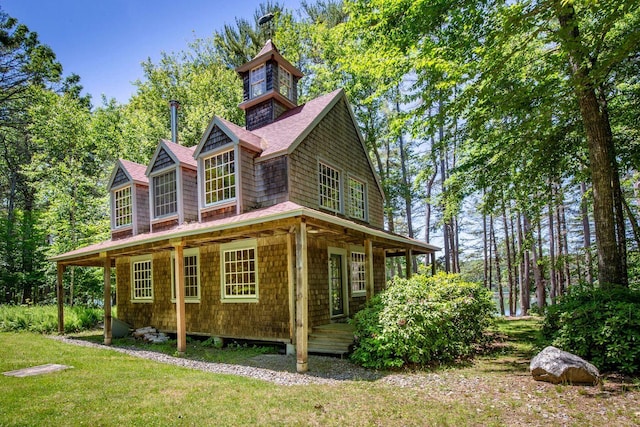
[51,202,438,373]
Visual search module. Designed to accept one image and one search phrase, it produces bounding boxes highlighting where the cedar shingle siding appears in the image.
[151,148,175,173]
[116,235,388,340]
[112,167,129,187]
[202,125,232,154]
[289,97,384,228]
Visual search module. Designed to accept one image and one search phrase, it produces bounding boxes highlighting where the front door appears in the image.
[329,250,347,318]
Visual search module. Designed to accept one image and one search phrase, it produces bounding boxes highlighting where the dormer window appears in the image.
[204,149,236,205]
[278,66,292,99]
[250,64,266,99]
[153,170,177,218]
[113,186,132,228]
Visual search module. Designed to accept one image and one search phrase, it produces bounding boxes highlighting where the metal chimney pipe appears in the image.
[169,100,180,143]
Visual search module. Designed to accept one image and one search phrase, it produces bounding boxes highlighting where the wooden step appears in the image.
[308,323,355,355]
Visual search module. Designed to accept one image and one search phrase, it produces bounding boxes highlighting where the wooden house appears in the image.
[52,41,438,372]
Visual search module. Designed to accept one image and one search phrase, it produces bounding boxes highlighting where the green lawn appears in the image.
[1,318,638,426]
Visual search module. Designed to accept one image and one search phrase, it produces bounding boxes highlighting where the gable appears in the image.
[150,147,176,173]
[201,125,233,155]
[111,167,130,189]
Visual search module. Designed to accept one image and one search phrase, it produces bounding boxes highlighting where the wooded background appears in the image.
[1,0,638,313]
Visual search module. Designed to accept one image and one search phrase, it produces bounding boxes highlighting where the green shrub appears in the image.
[0,305,104,333]
[350,272,495,369]
[542,285,640,374]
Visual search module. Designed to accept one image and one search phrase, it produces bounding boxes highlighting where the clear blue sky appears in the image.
[1,0,301,104]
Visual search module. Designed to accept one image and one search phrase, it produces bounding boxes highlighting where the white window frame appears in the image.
[203,148,236,207]
[347,176,367,221]
[131,255,153,302]
[171,248,201,303]
[350,249,366,296]
[113,185,132,229]
[250,64,266,99]
[278,65,292,99]
[318,161,342,213]
[220,239,259,303]
[152,169,177,219]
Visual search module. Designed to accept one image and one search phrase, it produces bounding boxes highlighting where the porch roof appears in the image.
[50,201,439,267]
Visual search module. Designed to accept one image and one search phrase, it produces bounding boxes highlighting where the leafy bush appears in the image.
[0,305,104,333]
[350,273,495,369]
[542,285,640,374]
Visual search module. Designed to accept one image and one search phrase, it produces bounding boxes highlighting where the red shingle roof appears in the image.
[217,117,264,152]
[119,159,148,184]
[162,139,197,168]
[51,200,438,262]
[252,89,343,158]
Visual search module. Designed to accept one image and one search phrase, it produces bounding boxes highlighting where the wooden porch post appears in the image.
[102,253,112,345]
[405,249,413,279]
[365,239,375,301]
[172,239,187,354]
[295,221,309,373]
[431,252,436,276]
[287,231,296,348]
[57,263,65,334]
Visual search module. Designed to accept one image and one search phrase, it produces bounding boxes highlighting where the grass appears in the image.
[81,333,281,365]
[1,318,639,426]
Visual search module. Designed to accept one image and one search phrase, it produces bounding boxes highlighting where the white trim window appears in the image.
[221,240,258,302]
[348,177,367,220]
[278,65,292,99]
[131,256,153,301]
[250,64,266,98]
[113,186,132,228]
[350,251,366,296]
[204,150,236,206]
[318,162,341,212]
[171,248,200,302]
[153,169,177,218]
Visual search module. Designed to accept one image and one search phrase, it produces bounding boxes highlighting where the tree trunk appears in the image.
[555,2,627,287]
[502,204,515,316]
[517,212,530,316]
[491,215,505,316]
[526,214,544,310]
[580,182,594,285]
[548,193,557,304]
[622,196,640,249]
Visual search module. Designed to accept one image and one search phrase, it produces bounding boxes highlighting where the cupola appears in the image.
[236,40,303,130]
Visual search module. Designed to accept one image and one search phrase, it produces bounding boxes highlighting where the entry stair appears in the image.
[307,323,355,356]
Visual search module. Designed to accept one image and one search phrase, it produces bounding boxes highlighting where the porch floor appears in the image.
[308,323,355,356]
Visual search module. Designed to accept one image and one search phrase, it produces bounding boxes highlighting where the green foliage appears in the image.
[0,305,103,333]
[542,285,640,374]
[351,272,494,369]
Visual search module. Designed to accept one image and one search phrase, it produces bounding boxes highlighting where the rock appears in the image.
[530,346,600,385]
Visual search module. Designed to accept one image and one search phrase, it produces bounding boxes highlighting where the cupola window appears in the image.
[250,64,266,98]
[278,66,292,99]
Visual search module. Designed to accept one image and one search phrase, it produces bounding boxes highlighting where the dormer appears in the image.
[146,139,198,232]
[107,159,150,240]
[193,116,264,222]
[236,40,303,131]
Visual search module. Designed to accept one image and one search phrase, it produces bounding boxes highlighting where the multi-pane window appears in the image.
[250,64,266,98]
[350,252,366,295]
[278,66,292,99]
[221,241,258,301]
[172,249,200,302]
[348,177,366,220]
[319,162,341,212]
[114,186,132,228]
[132,257,153,301]
[153,170,177,218]
[204,150,235,205]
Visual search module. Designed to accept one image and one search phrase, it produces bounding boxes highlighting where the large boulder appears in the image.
[530,346,600,385]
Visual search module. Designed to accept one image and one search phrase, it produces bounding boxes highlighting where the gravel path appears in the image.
[49,335,384,386]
